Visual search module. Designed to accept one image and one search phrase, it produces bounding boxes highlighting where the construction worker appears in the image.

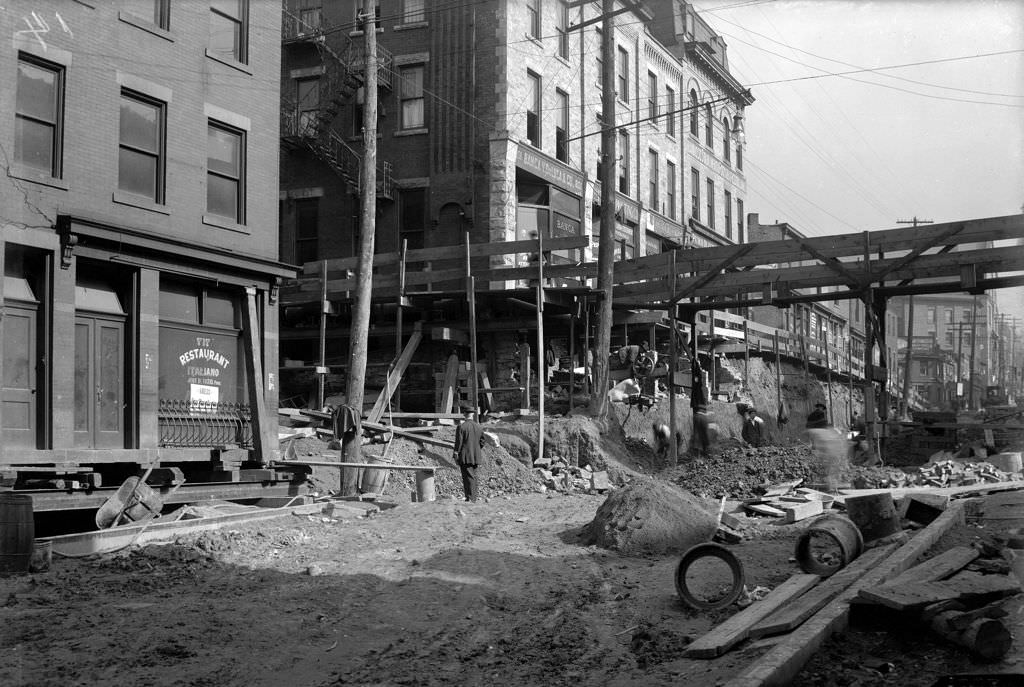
[453,411,486,502]
[741,408,765,447]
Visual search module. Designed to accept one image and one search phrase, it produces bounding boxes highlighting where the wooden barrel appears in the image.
[795,513,863,577]
[845,493,901,543]
[0,493,35,576]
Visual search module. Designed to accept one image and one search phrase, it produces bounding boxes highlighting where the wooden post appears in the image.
[826,333,834,426]
[848,336,855,421]
[901,295,913,416]
[774,330,782,421]
[395,239,406,411]
[583,297,591,395]
[536,231,545,462]
[520,342,531,410]
[242,286,274,466]
[465,233,479,416]
[341,0,379,474]
[743,319,750,391]
[317,259,327,409]
[707,309,716,394]
[569,297,576,412]
[968,294,979,410]
[669,305,679,467]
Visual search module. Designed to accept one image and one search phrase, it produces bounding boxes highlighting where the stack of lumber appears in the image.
[737,480,840,524]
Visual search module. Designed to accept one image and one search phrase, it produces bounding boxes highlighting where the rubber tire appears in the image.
[674,542,745,611]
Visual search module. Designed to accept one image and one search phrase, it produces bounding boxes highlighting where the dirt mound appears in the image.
[674,443,826,499]
[581,479,718,555]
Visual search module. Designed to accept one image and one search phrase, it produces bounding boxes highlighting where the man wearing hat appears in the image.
[806,402,829,429]
[742,407,765,447]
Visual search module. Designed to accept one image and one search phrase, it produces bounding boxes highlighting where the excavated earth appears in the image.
[2,358,1022,686]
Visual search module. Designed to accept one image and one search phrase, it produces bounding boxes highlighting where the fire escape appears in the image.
[280,6,393,199]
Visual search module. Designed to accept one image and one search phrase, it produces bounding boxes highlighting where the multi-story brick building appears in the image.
[0,1,291,478]
[278,0,753,406]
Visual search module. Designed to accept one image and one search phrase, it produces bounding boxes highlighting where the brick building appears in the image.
[0,1,291,477]
[278,0,753,408]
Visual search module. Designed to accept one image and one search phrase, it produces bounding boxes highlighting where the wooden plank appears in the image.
[242,286,275,466]
[858,572,1020,611]
[273,459,437,472]
[750,544,897,639]
[784,500,824,523]
[363,421,455,449]
[745,503,786,517]
[439,353,460,414]
[884,546,979,587]
[479,371,495,411]
[366,322,423,423]
[684,574,821,658]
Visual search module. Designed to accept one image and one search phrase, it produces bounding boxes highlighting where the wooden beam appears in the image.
[796,238,864,289]
[670,244,756,303]
[870,222,964,283]
[366,322,423,423]
[242,286,275,466]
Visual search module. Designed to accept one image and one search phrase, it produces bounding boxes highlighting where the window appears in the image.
[690,168,700,221]
[400,188,427,268]
[724,190,732,239]
[526,0,540,39]
[944,308,954,324]
[648,149,659,209]
[647,71,658,122]
[736,139,743,170]
[526,71,541,147]
[666,161,676,219]
[706,178,714,229]
[128,0,170,29]
[556,3,569,58]
[296,78,320,136]
[210,0,248,64]
[689,90,700,136]
[723,117,731,163]
[399,65,425,129]
[737,198,744,242]
[298,6,322,33]
[704,103,713,147]
[617,46,628,101]
[555,89,569,162]
[207,121,245,223]
[118,91,165,203]
[402,0,425,23]
[15,54,64,177]
[926,307,936,324]
[618,130,629,195]
[294,199,319,264]
[665,85,675,137]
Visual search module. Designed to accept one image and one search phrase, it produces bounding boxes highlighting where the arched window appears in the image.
[689,90,698,136]
[723,117,731,162]
[704,104,713,147]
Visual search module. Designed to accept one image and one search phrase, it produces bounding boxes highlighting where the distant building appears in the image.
[0,1,290,471]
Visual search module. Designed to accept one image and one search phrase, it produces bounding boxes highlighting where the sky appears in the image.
[690,0,1024,317]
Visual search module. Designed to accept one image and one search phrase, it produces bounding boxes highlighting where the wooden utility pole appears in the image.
[340,0,378,482]
[591,0,617,419]
[968,294,979,410]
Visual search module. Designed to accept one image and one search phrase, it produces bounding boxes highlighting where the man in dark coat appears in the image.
[806,402,829,429]
[741,408,765,447]
[453,411,486,502]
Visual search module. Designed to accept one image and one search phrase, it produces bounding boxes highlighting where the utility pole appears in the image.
[968,295,979,410]
[341,0,378,483]
[896,217,931,417]
[591,0,617,419]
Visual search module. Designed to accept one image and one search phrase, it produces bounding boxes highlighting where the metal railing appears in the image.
[158,400,253,448]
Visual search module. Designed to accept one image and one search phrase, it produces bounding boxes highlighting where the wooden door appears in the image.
[74,315,125,448]
[2,303,38,447]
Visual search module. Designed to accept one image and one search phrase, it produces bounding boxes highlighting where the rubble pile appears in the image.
[675,444,824,499]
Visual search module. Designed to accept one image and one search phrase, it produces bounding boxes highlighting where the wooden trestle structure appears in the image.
[280,214,1024,463]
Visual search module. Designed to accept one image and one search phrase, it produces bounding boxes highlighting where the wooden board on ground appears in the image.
[784,500,824,523]
[750,544,897,639]
[764,479,804,497]
[684,573,821,658]
[884,546,979,587]
[858,571,1020,611]
[746,503,786,517]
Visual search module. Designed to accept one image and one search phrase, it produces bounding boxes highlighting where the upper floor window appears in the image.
[706,178,715,229]
[688,89,698,136]
[298,6,322,33]
[402,0,425,24]
[944,307,954,324]
[296,78,320,136]
[207,121,245,223]
[127,0,171,30]
[690,167,700,221]
[119,91,166,203]
[399,65,425,129]
[926,307,936,324]
[723,117,731,163]
[704,103,713,147]
[666,161,676,219]
[555,89,569,162]
[526,0,540,39]
[737,198,744,242]
[526,71,541,147]
[294,198,319,264]
[724,190,732,239]
[210,0,248,64]
[618,130,629,195]
[648,149,659,210]
[647,71,658,122]
[736,140,743,170]
[617,47,628,102]
[15,54,64,178]
[665,85,676,137]
[556,3,569,58]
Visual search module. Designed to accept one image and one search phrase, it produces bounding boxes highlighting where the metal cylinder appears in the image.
[795,514,864,577]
